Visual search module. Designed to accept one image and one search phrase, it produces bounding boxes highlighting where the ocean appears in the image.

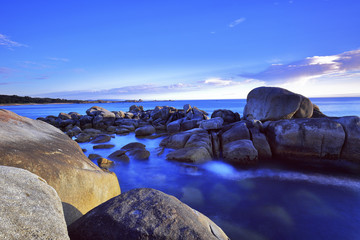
[2,98,360,240]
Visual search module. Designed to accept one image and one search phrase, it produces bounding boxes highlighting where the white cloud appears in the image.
[240,49,360,84]
[229,18,246,28]
[0,34,27,49]
[203,78,233,86]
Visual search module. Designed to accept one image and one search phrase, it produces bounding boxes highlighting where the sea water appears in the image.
[2,98,360,240]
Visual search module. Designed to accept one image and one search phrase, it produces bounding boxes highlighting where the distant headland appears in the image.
[0,94,145,106]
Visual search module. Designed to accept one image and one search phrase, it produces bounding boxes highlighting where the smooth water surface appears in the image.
[2,98,360,239]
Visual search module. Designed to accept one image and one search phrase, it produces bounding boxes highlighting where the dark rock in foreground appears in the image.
[0,166,69,240]
[68,188,229,240]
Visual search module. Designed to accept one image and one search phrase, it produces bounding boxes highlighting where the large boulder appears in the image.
[223,139,258,165]
[333,116,360,162]
[243,87,314,121]
[0,109,121,225]
[0,166,69,240]
[266,118,345,160]
[68,188,229,240]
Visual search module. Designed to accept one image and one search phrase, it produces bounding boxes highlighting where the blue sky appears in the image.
[1,0,360,100]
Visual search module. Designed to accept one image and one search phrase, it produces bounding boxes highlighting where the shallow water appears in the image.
[2,98,360,240]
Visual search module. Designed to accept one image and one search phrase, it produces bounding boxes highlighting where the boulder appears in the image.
[129,105,143,112]
[0,109,121,225]
[68,188,229,240]
[333,116,360,162]
[221,121,250,145]
[266,118,345,160]
[199,117,224,130]
[79,115,93,129]
[0,166,69,240]
[223,139,258,165]
[181,119,199,131]
[97,157,114,168]
[58,112,72,120]
[108,150,130,162]
[135,125,156,136]
[249,127,272,160]
[121,142,150,160]
[312,104,327,118]
[211,109,239,124]
[166,147,212,163]
[243,87,314,121]
[86,106,116,129]
[88,153,101,160]
[91,134,111,143]
[167,118,183,133]
[93,144,115,149]
[160,131,193,149]
[210,131,221,159]
[184,131,213,156]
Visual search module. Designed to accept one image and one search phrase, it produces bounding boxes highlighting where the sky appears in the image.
[1,0,360,100]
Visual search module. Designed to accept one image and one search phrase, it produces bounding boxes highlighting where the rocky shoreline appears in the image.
[1,86,359,239]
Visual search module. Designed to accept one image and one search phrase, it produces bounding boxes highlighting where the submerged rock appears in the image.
[0,166,69,240]
[121,142,150,160]
[108,150,130,161]
[68,188,229,240]
[0,109,120,225]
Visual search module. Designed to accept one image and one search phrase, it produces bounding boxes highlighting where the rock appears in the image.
[167,147,212,163]
[333,116,360,162]
[108,150,130,162]
[221,121,250,145]
[115,119,138,128]
[183,104,192,113]
[135,125,156,136]
[0,109,120,225]
[129,105,143,112]
[91,134,111,143]
[59,112,72,120]
[181,119,199,131]
[79,115,93,129]
[121,142,150,160]
[210,131,221,159]
[243,86,314,121]
[71,126,82,135]
[211,109,239,124]
[167,118,183,133]
[68,188,229,240]
[125,112,134,119]
[223,139,258,165]
[0,166,69,240]
[93,144,115,149]
[83,128,102,136]
[312,104,327,118]
[116,127,131,134]
[106,125,117,133]
[97,158,114,168]
[160,131,193,149]
[75,133,92,143]
[199,117,224,130]
[249,127,272,160]
[185,131,213,156]
[266,118,345,160]
[88,153,101,160]
[86,106,116,129]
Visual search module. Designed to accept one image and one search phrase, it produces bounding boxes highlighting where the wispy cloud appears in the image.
[229,18,246,27]
[0,33,27,49]
[32,75,49,80]
[240,49,360,84]
[47,57,69,62]
[200,77,237,86]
